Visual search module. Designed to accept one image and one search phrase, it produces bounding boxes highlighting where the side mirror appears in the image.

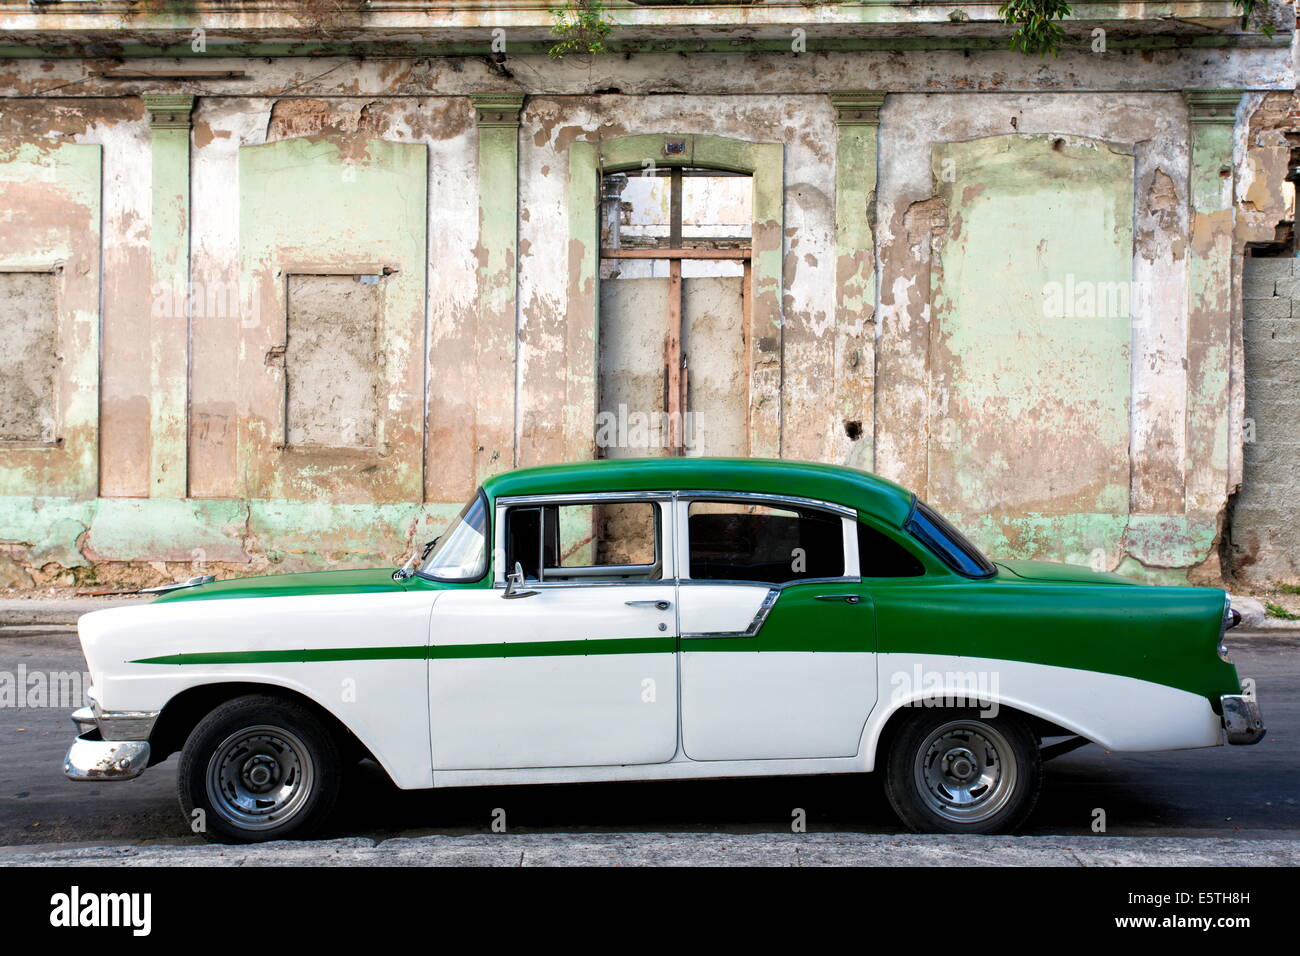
[503,561,538,599]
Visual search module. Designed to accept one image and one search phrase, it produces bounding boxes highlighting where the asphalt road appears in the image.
[2,627,1296,849]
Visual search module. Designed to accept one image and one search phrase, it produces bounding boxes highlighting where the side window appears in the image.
[858,522,925,578]
[505,500,660,583]
[505,506,543,580]
[687,500,844,584]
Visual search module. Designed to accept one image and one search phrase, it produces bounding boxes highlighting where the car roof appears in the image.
[481,457,915,527]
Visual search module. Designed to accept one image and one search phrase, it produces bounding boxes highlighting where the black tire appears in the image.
[883,708,1042,834]
[178,694,342,844]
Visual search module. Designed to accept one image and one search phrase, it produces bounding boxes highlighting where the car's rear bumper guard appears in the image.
[1220,694,1266,745]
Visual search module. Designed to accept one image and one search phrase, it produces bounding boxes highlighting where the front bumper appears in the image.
[1220,694,1266,745]
[64,733,151,781]
[63,705,158,781]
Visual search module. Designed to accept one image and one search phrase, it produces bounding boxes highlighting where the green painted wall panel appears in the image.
[928,135,1134,524]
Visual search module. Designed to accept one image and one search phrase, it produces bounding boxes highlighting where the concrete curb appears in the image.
[0,598,149,627]
[1229,595,1300,630]
[1,832,1297,867]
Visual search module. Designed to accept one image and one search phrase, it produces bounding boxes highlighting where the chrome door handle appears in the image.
[626,600,671,611]
[814,594,861,604]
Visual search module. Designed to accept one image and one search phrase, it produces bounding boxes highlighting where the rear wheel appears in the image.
[884,708,1042,834]
[178,695,341,844]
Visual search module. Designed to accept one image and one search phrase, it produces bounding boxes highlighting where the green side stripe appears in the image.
[132,637,676,665]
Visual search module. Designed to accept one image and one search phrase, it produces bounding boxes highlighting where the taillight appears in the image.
[1218,597,1238,662]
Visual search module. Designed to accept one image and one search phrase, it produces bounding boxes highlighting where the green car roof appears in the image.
[482,457,916,527]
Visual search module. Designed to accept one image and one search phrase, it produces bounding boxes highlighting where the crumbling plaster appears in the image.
[873,92,1233,578]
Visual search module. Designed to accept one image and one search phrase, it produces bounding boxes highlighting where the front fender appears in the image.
[76,591,438,789]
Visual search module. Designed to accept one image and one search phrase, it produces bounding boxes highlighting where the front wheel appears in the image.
[884,708,1042,834]
[178,695,341,843]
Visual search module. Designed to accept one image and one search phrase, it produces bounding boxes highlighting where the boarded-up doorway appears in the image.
[597,167,751,459]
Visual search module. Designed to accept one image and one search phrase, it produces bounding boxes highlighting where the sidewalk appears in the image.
[2,832,1297,867]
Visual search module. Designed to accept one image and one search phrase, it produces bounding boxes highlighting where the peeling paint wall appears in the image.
[873,92,1241,580]
[0,132,102,503]
[0,34,1293,590]
[927,135,1135,540]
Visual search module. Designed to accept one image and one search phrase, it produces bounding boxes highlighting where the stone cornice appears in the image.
[469,93,525,129]
[1185,89,1244,124]
[141,93,195,129]
[829,91,887,127]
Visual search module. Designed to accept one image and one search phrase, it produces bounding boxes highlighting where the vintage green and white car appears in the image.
[65,458,1263,842]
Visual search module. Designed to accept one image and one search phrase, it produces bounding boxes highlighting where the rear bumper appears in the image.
[63,734,151,781]
[1220,694,1266,745]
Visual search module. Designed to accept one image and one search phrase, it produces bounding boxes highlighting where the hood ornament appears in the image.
[139,574,217,595]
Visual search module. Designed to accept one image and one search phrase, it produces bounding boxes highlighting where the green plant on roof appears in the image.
[998,0,1274,57]
[549,0,615,59]
[998,0,1073,57]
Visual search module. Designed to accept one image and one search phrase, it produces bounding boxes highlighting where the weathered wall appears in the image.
[0,129,103,502]
[1229,257,1300,585]
[875,93,1210,579]
[0,39,1292,591]
[928,134,1135,524]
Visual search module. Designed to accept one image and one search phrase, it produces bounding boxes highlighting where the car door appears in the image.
[676,493,879,761]
[428,493,679,770]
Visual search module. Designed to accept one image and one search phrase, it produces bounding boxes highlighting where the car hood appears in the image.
[995,560,1135,586]
[149,568,408,603]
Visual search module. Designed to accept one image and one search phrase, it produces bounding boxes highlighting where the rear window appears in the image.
[857,522,925,577]
[688,500,844,584]
[905,499,996,578]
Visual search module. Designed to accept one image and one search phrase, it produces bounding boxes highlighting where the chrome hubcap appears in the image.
[206,725,314,830]
[914,721,1017,824]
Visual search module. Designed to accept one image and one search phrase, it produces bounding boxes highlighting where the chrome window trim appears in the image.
[490,579,674,591]
[676,576,856,590]
[676,491,856,584]
[496,491,675,507]
[494,493,673,586]
[491,575,856,593]
[674,489,856,519]
[540,562,660,579]
[680,587,780,640]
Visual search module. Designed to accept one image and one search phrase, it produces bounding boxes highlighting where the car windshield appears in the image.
[419,491,488,582]
[905,499,996,578]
